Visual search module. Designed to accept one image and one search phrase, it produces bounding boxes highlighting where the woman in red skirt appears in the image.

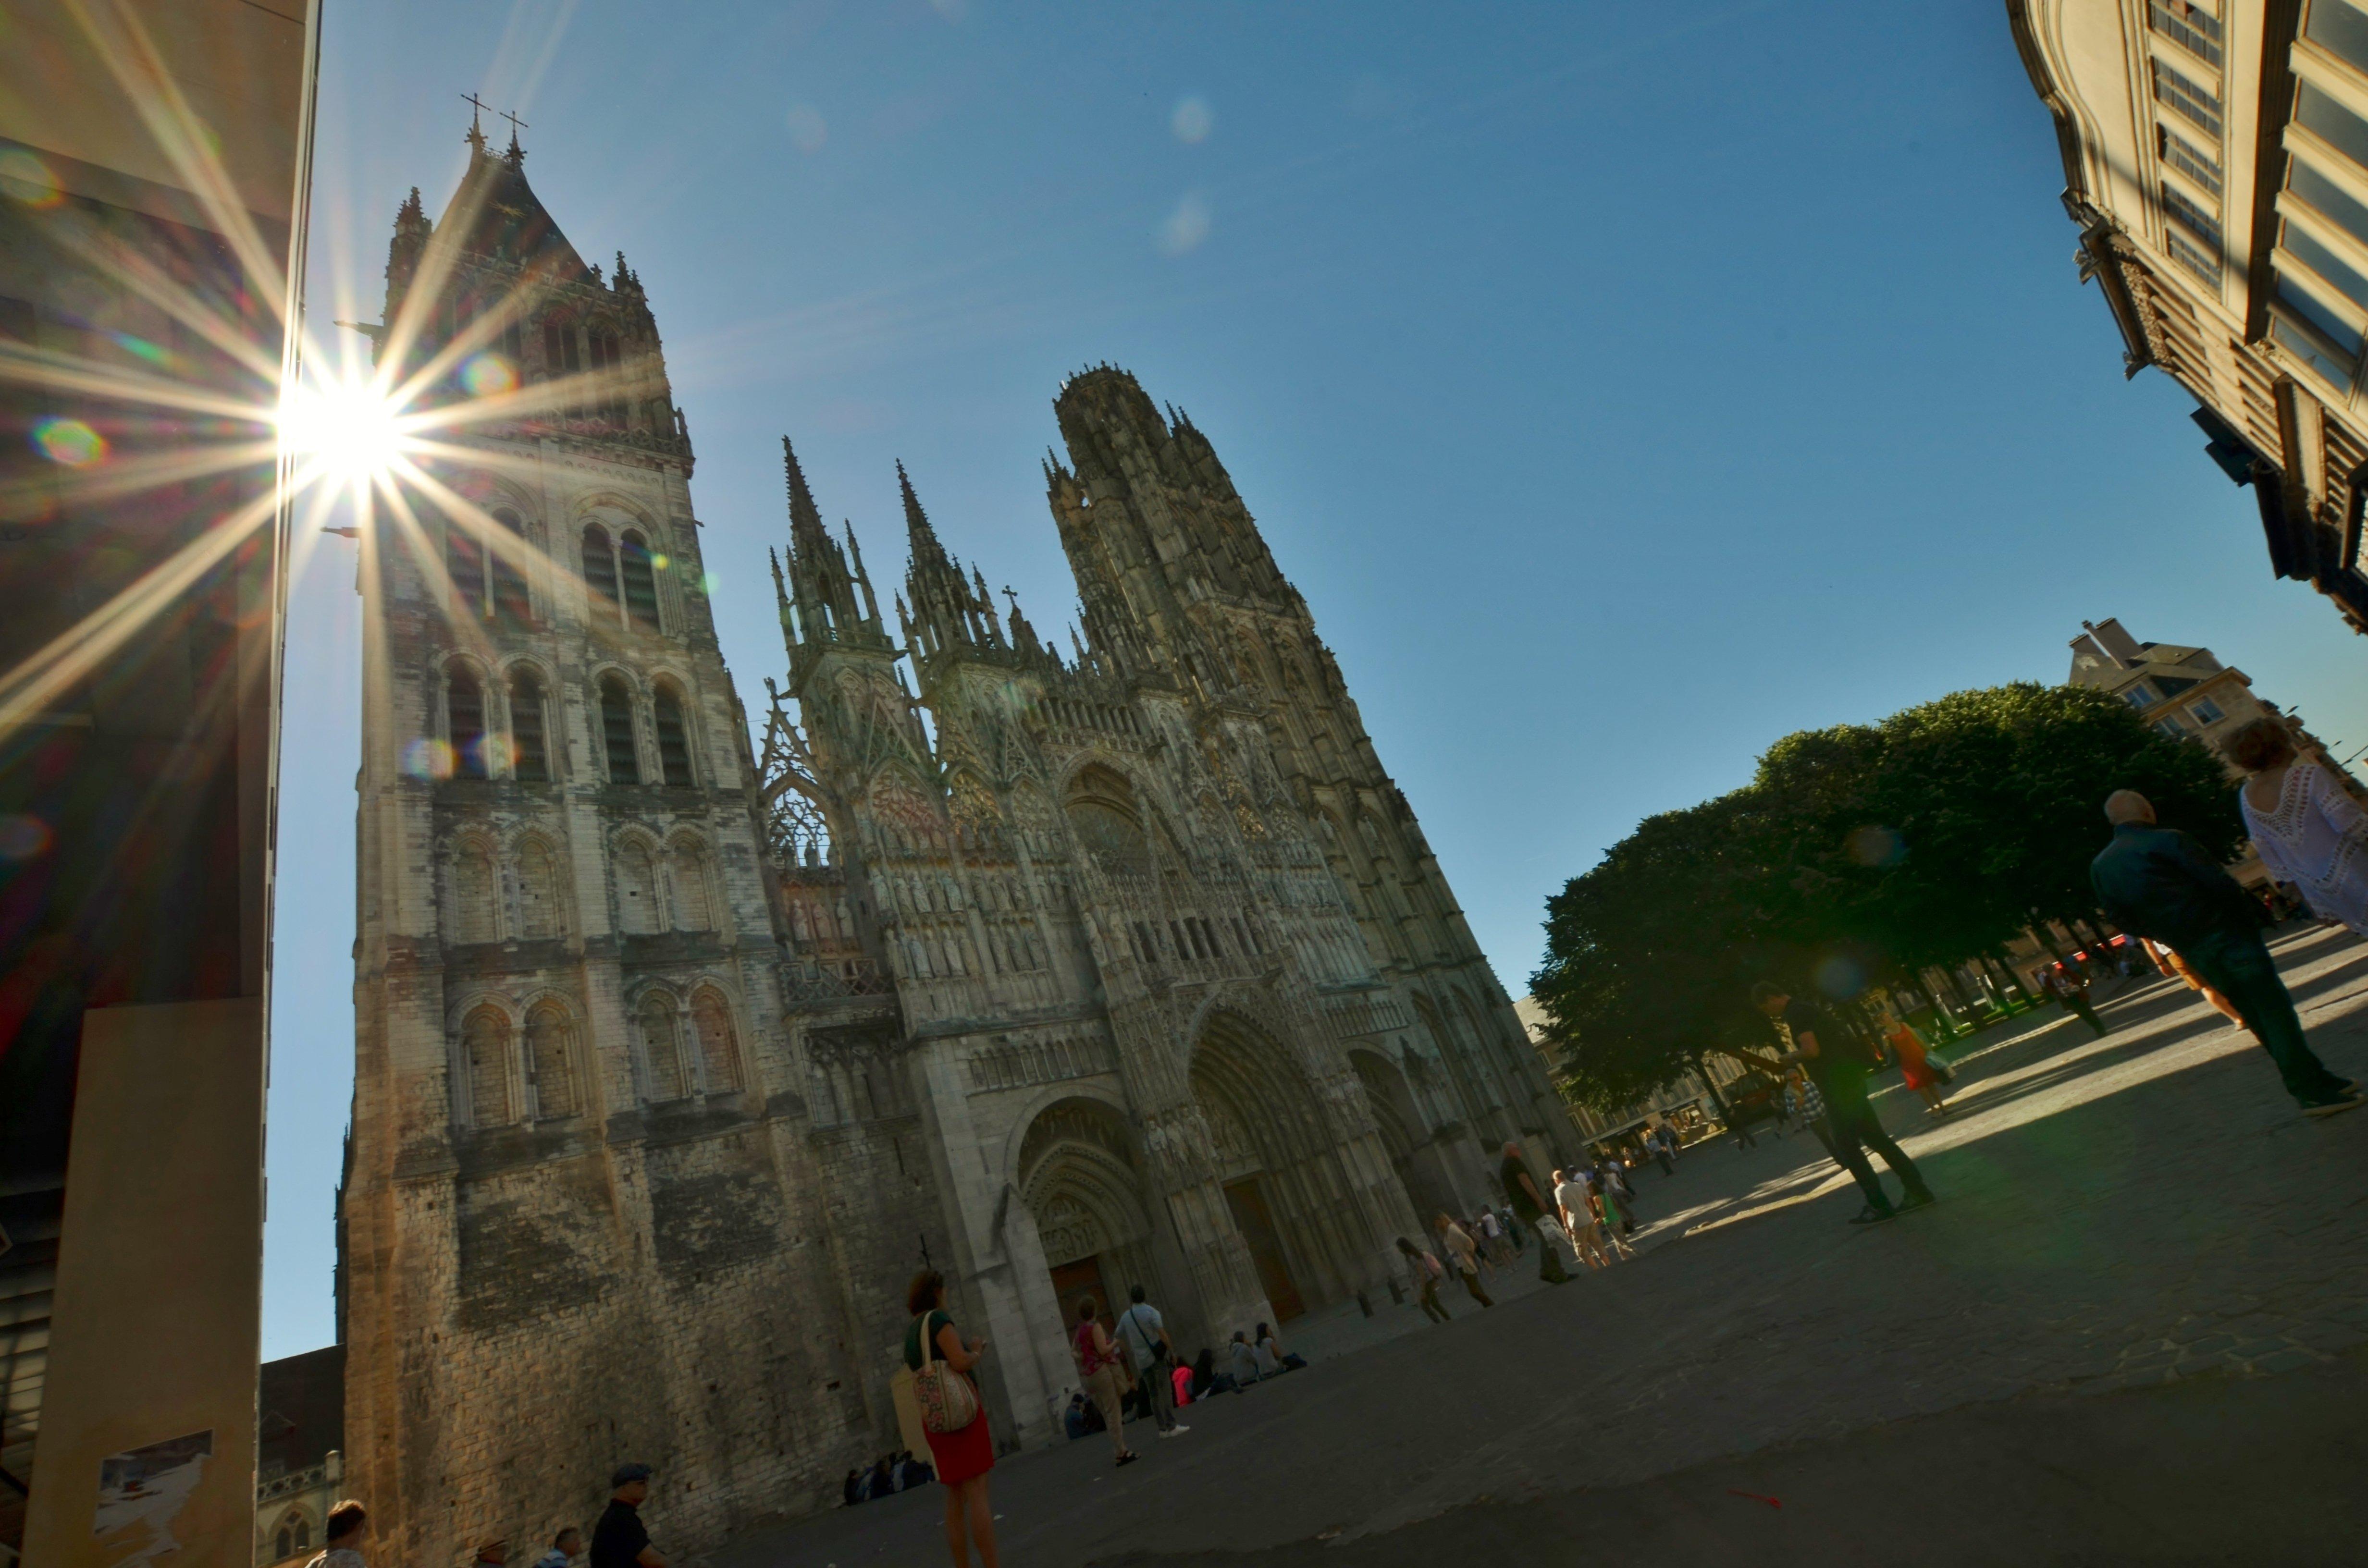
[906,1270,999,1568]
[1880,1010,1949,1116]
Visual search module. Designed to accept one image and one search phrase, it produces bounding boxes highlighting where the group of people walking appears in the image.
[1751,717,2368,1236]
[1395,1140,1652,1310]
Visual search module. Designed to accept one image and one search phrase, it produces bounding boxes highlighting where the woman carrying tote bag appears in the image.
[904,1271,999,1568]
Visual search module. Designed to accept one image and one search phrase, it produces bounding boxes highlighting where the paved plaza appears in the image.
[718,925,2368,1567]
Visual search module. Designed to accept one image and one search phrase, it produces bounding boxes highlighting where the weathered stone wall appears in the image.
[347,143,1569,1565]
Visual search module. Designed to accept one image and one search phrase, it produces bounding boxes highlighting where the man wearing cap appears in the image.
[591,1464,665,1568]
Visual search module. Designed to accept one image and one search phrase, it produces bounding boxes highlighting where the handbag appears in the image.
[913,1313,979,1434]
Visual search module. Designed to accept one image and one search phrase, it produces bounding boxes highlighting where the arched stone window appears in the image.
[582,524,619,618]
[448,666,488,779]
[462,1005,513,1126]
[670,837,716,931]
[615,837,661,934]
[516,836,562,939]
[525,1002,578,1118]
[653,683,694,786]
[619,531,662,631]
[639,991,689,1102]
[445,518,486,620]
[452,841,498,944]
[598,675,639,783]
[491,506,533,626]
[691,988,740,1092]
[509,668,549,783]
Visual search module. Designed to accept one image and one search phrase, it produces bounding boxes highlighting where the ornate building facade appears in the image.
[341,133,1568,1564]
[2010,0,2368,632]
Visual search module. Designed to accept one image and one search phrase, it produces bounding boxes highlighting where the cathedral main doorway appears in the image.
[1048,1255,1115,1332]
[1191,1009,1353,1320]
[1017,1099,1158,1333]
[1220,1178,1305,1321]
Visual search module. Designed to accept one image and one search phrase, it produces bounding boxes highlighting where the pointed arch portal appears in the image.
[1017,1099,1159,1330]
[1189,1009,1355,1322]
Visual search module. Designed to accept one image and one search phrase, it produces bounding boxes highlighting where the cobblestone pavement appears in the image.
[717,925,2368,1568]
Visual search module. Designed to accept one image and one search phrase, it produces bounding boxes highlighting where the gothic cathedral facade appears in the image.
[342,135,1569,1563]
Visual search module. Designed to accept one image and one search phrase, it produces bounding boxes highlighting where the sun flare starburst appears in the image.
[278,374,412,493]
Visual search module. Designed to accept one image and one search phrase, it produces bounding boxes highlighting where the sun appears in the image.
[278,373,410,491]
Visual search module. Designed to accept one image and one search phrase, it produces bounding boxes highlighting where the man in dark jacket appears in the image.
[2090,791,2359,1118]
[1753,984,1935,1224]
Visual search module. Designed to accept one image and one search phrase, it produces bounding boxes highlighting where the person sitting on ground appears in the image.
[2092,789,2361,1119]
[590,1464,666,1568]
[532,1527,581,1568]
[1064,1390,1098,1439]
[1172,1358,1195,1407]
[1254,1322,1307,1374]
[842,1468,864,1506]
[1226,1330,1264,1386]
[308,1500,368,1568]
[866,1455,896,1499]
[1192,1347,1238,1398]
[897,1449,935,1489]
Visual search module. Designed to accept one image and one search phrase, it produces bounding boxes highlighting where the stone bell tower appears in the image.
[341,121,866,1567]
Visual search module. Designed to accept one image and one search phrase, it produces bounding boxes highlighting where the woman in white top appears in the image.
[2231,718,2368,936]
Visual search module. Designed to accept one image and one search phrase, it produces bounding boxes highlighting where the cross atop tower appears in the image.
[461,92,489,154]
[501,107,529,161]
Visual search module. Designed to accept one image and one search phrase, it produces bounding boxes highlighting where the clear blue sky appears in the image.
[264,0,2368,1356]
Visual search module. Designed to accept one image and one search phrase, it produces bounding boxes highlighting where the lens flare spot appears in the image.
[1172,96,1213,144]
[401,737,455,782]
[0,149,64,209]
[1844,825,1906,867]
[650,552,670,572]
[461,353,518,397]
[1158,191,1211,256]
[32,417,106,467]
[786,103,827,153]
[1815,954,1868,999]
[702,570,721,598]
[472,734,513,775]
[0,814,53,861]
[106,330,174,368]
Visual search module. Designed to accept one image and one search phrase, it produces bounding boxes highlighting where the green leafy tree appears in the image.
[1531,681,2246,1108]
